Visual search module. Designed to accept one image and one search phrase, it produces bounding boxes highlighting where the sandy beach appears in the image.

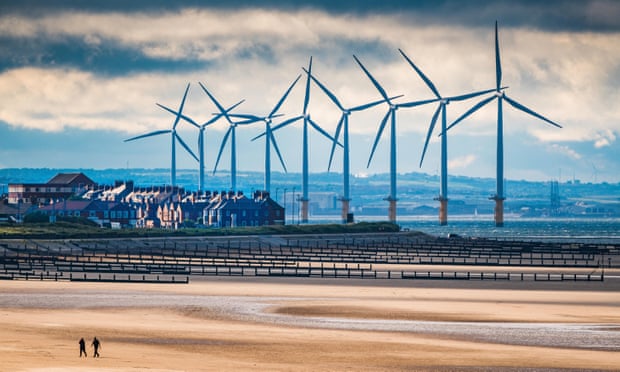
[1,276,619,371]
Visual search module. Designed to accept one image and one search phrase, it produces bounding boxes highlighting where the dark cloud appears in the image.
[0,37,209,76]
[2,0,619,31]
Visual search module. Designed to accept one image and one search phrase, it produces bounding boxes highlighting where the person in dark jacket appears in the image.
[78,338,87,357]
[91,337,101,357]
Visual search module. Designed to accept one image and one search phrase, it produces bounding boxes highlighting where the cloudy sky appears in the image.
[1,0,619,184]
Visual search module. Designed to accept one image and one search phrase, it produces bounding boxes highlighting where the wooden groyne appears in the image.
[0,233,616,283]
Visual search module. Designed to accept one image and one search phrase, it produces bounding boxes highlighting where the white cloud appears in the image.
[448,154,477,169]
[593,129,616,148]
[548,144,582,160]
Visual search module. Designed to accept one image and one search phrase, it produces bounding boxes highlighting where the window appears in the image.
[242,210,246,217]
[103,211,109,218]
[111,211,116,218]
[276,210,280,217]
[123,211,128,218]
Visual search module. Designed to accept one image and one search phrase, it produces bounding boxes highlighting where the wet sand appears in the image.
[1,277,619,371]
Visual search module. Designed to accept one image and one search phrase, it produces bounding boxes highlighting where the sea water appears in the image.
[398,218,620,242]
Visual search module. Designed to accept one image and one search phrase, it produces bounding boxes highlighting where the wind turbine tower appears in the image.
[399,49,499,225]
[306,68,394,223]
[447,21,562,226]
[353,55,437,223]
[236,75,302,193]
[157,98,244,192]
[199,82,253,192]
[125,83,198,187]
[269,57,338,223]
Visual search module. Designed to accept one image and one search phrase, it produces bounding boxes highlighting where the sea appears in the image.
[312,216,620,243]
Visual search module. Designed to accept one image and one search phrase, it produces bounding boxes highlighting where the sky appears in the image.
[0,0,619,185]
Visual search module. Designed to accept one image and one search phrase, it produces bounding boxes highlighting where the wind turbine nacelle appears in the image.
[441,98,449,105]
[495,91,505,98]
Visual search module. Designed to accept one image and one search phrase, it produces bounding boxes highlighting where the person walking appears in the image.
[78,338,87,357]
[91,337,101,358]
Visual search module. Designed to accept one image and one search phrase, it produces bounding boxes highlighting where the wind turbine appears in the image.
[398,48,499,226]
[306,68,400,223]
[233,75,302,194]
[353,55,438,223]
[268,57,339,223]
[446,21,562,227]
[158,99,245,192]
[198,82,253,192]
[125,83,198,187]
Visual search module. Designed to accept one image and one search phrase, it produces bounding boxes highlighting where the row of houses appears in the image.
[5,173,285,228]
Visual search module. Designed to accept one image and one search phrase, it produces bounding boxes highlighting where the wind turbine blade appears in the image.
[270,74,301,118]
[303,68,344,112]
[367,110,391,167]
[204,100,245,127]
[269,130,288,172]
[173,83,191,129]
[328,116,345,171]
[236,118,263,125]
[308,117,340,145]
[397,97,438,108]
[503,95,562,128]
[199,82,231,123]
[420,105,442,167]
[213,127,232,174]
[399,48,441,99]
[157,103,199,128]
[124,130,171,142]
[251,132,266,142]
[303,57,312,114]
[228,114,263,121]
[175,132,199,162]
[236,120,259,126]
[446,95,495,131]
[271,115,303,132]
[252,115,301,141]
[350,96,394,112]
[447,87,497,102]
[495,21,502,91]
[353,55,391,102]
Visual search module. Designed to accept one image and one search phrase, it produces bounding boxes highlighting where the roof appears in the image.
[0,201,33,215]
[46,173,95,186]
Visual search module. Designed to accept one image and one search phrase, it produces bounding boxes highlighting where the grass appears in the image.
[0,221,401,240]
